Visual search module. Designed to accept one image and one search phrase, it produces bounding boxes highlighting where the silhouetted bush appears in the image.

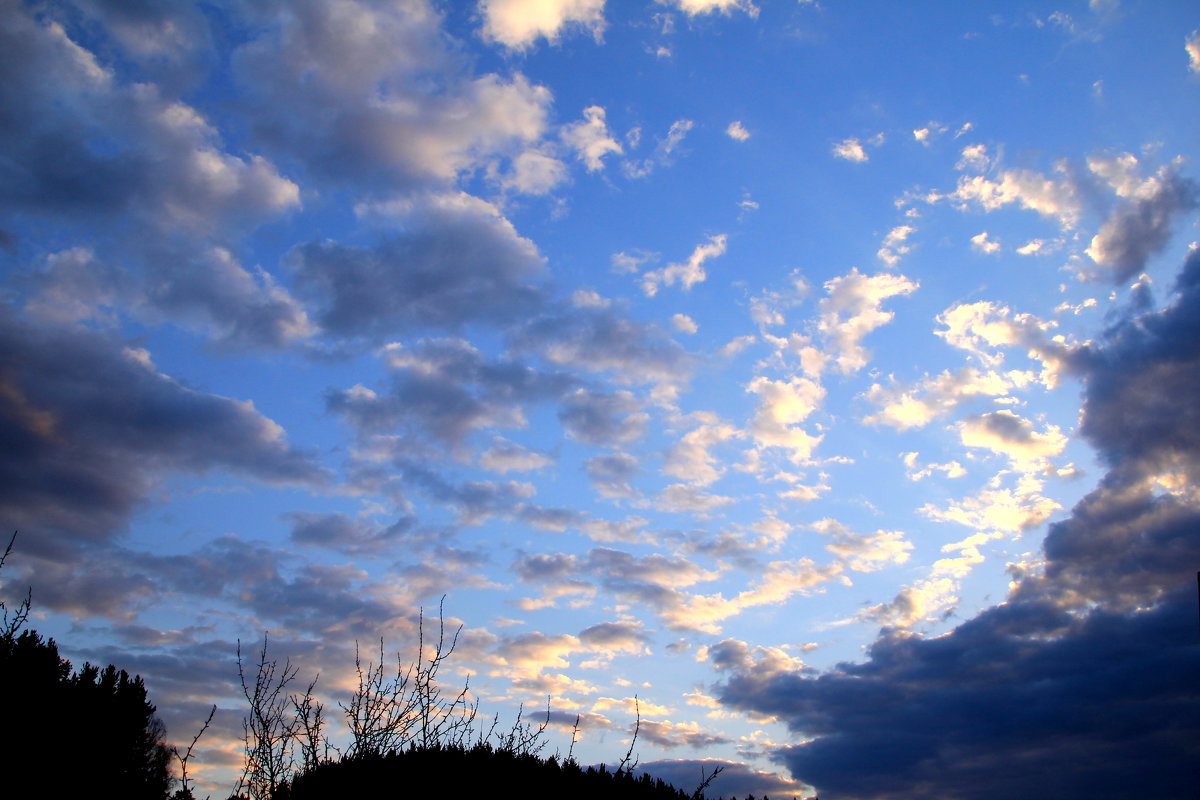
[278,743,696,800]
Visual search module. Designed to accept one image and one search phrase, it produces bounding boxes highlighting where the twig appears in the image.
[173,704,216,799]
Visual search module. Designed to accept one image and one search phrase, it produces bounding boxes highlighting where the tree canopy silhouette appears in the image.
[0,534,172,799]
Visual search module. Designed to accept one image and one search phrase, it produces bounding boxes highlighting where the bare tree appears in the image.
[291,675,328,771]
[1,531,31,640]
[236,635,299,800]
[340,597,480,757]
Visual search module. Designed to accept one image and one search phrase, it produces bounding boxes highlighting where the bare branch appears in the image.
[173,704,215,799]
[693,764,725,799]
[1,531,31,639]
[617,695,641,775]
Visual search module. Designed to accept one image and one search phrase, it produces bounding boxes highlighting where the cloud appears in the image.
[956,410,1067,469]
[663,413,739,487]
[912,121,948,146]
[812,519,913,573]
[479,0,606,49]
[327,337,574,455]
[479,438,554,473]
[642,234,728,296]
[512,301,694,389]
[0,3,314,350]
[293,192,545,340]
[659,0,759,16]
[636,720,730,750]
[831,137,868,162]
[1084,160,1197,283]
[725,121,751,141]
[956,143,990,171]
[561,106,623,171]
[970,231,1001,254]
[585,453,640,498]
[746,376,825,463]
[951,165,1084,227]
[921,473,1061,535]
[863,367,1035,430]
[714,248,1200,800]
[558,389,649,445]
[818,268,918,374]
[0,316,326,548]
[655,483,735,514]
[639,760,810,800]
[232,0,553,192]
[671,313,698,334]
[284,512,418,554]
[877,225,915,267]
[1188,30,1200,73]
[622,119,694,178]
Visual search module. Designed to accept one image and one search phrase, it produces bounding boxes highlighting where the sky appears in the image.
[2,0,1199,797]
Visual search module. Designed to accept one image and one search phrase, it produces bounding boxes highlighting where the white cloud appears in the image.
[664,413,739,486]
[956,143,990,171]
[562,105,623,171]
[864,367,1034,430]
[726,120,751,141]
[951,166,1084,227]
[480,0,606,49]
[671,313,698,334]
[611,249,656,274]
[818,268,918,374]
[832,137,868,162]
[498,147,568,194]
[913,121,948,146]
[921,473,1061,535]
[971,231,1001,254]
[957,410,1068,470]
[877,225,915,266]
[661,0,759,17]
[746,376,825,463]
[663,119,694,155]
[813,519,913,573]
[1186,29,1200,73]
[642,234,727,296]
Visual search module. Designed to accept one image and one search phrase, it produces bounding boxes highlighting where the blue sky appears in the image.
[2,1,1198,797]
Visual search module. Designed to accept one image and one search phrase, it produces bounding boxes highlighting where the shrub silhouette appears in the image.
[0,533,172,799]
[275,744,697,800]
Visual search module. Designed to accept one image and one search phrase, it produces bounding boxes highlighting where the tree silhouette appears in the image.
[0,533,172,798]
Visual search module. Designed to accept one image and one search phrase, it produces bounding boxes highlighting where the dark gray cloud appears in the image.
[1087,168,1198,283]
[0,314,327,548]
[285,511,418,554]
[558,389,649,446]
[291,196,547,340]
[714,250,1200,800]
[328,337,575,453]
[577,621,651,651]
[512,302,694,387]
[0,2,310,349]
[585,453,640,498]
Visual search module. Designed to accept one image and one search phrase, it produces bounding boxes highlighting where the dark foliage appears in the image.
[0,533,172,799]
[275,744,696,800]
[0,628,173,799]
